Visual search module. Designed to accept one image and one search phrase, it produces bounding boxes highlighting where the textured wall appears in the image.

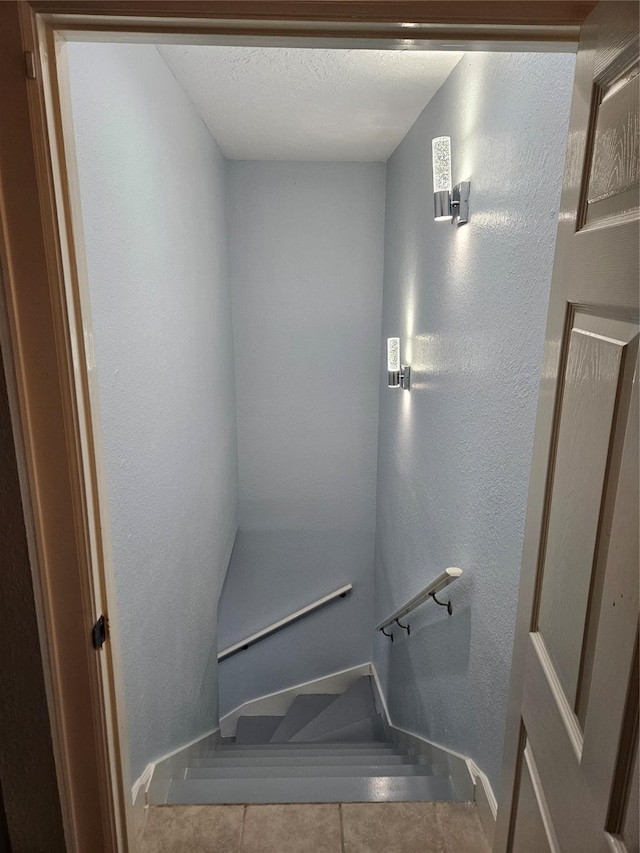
[67,43,239,783]
[0,342,66,850]
[218,162,385,715]
[373,52,575,794]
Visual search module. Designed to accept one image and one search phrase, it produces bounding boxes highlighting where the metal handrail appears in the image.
[375,567,463,633]
[218,583,353,662]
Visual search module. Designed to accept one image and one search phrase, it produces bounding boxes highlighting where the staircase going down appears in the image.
[162,677,460,805]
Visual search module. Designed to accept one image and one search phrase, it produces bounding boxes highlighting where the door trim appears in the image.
[29,0,593,49]
[0,2,596,850]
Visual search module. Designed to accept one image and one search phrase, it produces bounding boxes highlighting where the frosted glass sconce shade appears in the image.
[387,337,410,390]
[388,337,400,372]
[432,136,452,193]
[432,136,452,221]
[431,136,470,225]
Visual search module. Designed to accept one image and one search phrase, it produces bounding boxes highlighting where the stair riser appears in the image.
[205,748,402,759]
[215,741,387,752]
[235,716,282,745]
[305,716,384,743]
[290,678,377,743]
[270,694,338,743]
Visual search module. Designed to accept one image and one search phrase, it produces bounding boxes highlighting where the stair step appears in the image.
[192,754,415,768]
[186,764,445,779]
[306,715,385,743]
[166,774,457,804]
[235,716,283,745]
[290,678,376,743]
[270,694,338,743]
[216,741,389,752]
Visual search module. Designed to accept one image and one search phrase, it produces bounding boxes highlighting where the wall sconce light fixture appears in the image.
[431,136,470,225]
[387,337,410,390]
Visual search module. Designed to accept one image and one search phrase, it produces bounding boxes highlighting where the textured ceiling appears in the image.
[157,46,463,161]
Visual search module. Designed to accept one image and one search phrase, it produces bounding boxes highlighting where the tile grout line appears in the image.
[339,803,345,853]
[238,804,247,852]
[435,802,446,853]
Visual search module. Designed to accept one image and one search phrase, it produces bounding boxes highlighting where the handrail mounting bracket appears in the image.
[430,591,453,615]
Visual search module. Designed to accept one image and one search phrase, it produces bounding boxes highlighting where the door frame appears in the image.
[0,2,595,850]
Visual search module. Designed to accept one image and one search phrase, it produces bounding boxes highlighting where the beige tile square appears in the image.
[241,804,341,853]
[436,803,491,853]
[138,805,244,853]
[341,802,445,852]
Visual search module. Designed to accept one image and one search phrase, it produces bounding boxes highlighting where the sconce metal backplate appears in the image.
[452,181,471,225]
[389,366,410,390]
[400,365,410,390]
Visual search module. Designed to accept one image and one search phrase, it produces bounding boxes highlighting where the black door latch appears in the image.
[92,615,107,650]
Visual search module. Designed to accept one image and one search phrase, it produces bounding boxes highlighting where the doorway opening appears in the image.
[58,36,575,847]
[15,3,637,848]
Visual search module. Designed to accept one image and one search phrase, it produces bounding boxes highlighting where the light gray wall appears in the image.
[67,43,239,783]
[218,162,385,715]
[373,52,575,793]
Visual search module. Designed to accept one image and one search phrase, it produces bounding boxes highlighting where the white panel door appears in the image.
[496,3,639,851]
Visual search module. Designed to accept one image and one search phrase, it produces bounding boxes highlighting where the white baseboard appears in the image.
[369,663,474,801]
[131,780,148,842]
[369,661,392,724]
[467,759,498,849]
[131,726,220,813]
[130,762,154,840]
[370,662,496,846]
[131,762,154,807]
[219,662,372,737]
[370,664,472,763]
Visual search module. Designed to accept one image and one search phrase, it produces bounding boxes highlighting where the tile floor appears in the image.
[138,802,491,852]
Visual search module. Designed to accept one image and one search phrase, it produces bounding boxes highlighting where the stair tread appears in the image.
[192,754,416,767]
[166,774,457,804]
[291,677,376,743]
[235,716,283,745]
[270,694,338,743]
[186,764,446,779]
[305,715,385,743]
